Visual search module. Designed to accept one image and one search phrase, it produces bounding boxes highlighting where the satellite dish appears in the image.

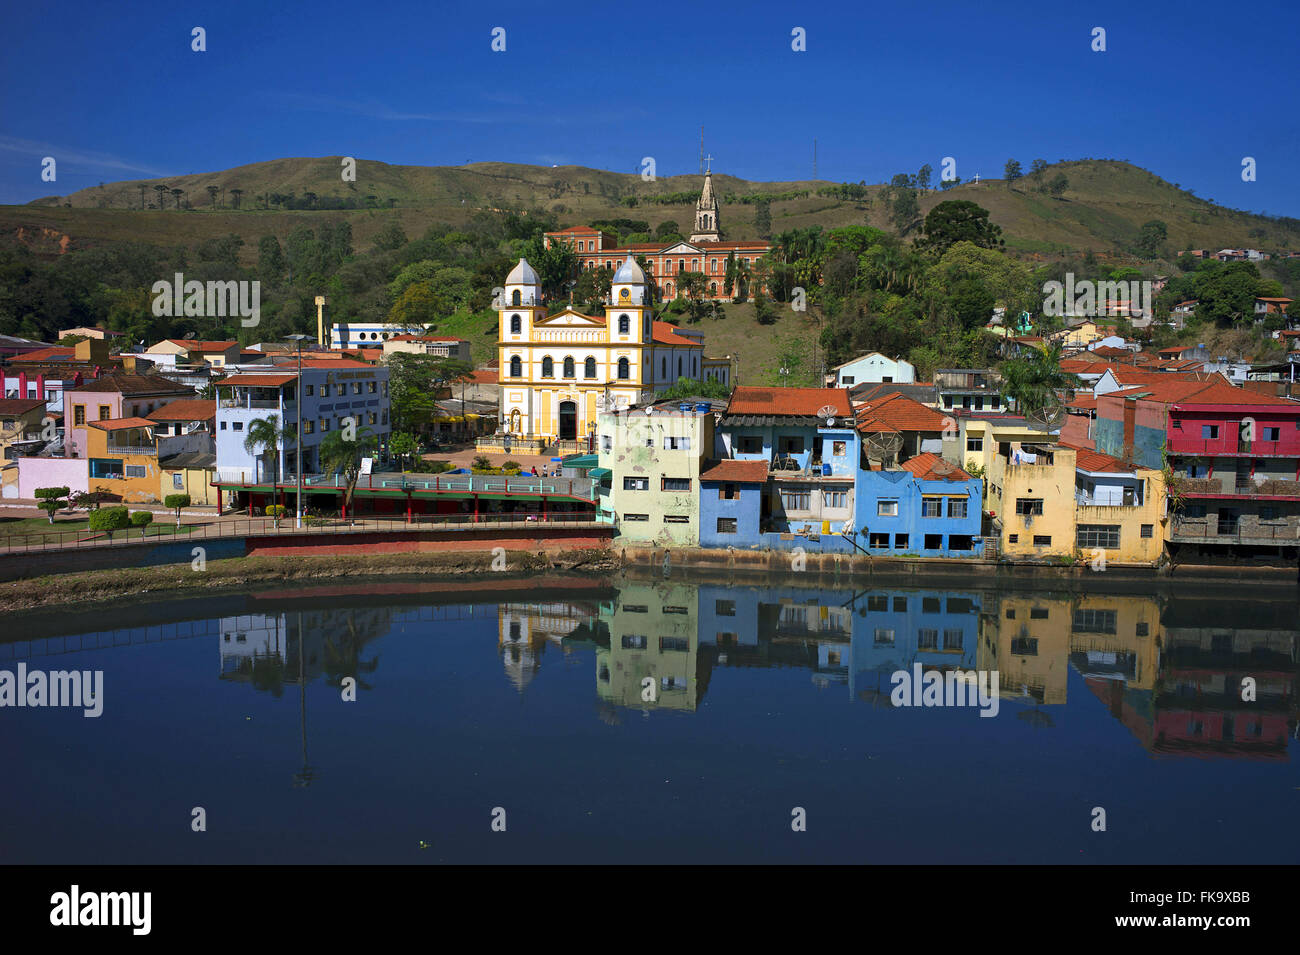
[826,417,836,427]
[865,431,904,463]
[816,404,838,419]
[645,406,654,416]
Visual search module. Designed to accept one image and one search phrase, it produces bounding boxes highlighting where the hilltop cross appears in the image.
[703,153,714,173]
[972,173,981,184]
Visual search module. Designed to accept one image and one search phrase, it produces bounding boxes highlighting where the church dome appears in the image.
[612,254,645,285]
[506,258,539,285]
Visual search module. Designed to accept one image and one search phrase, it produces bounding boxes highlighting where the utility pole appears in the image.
[813,139,817,181]
[700,126,704,176]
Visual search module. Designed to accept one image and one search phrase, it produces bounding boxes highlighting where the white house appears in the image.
[215,362,391,482]
[827,353,915,388]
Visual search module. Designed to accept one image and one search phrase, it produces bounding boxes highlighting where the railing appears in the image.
[1171,519,1298,543]
[0,512,604,555]
[230,472,598,500]
[106,445,158,456]
[219,398,282,410]
[1170,438,1291,456]
[1075,492,1140,506]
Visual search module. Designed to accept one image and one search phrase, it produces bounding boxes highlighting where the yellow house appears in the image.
[979,593,1072,704]
[988,441,1078,560]
[1071,447,1166,566]
[0,398,47,461]
[159,452,218,506]
[596,581,700,711]
[87,417,162,503]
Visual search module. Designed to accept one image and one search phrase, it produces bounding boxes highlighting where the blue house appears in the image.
[854,453,984,557]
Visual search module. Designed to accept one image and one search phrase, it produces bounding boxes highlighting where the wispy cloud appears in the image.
[0,137,169,177]
[269,91,644,127]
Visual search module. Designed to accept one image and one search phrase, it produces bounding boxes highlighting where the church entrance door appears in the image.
[558,401,577,441]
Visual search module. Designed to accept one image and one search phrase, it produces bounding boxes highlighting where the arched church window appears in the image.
[710,259,718,273]
[618,315,630,334]
[563,356,575,378]
[584,357,597,379]
[509,356,522,378]
[542,356,553,378]
[510,314,521,334]
[617,357,630,379]
[511,289,522,306]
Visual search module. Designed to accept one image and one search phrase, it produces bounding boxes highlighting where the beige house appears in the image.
[0,398,47,461]
[146,339,241,367]
[381,335,471,361]
[58,326,122,341]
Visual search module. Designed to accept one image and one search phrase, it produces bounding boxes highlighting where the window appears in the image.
[1184,504,1207,517]
[303,420,314,434]
[509,356,522,378]
[511,289,522,306]
[600,435,612,453]
[1261,426,1280,441]
[623,476,648,491]
[922,597,941,613]
[943,629,964,651]
[664,515,689,523]
[353,382,362,395]
[618,315,630,334]
[660,637,689,652]
[738,436,762,453]
[1015,498,1044,515]
[663,606,688,615]
[1202,424,1219,439]
[584,357,597,379]
[1011,637,1038,655]
[778,436,804,455]
[320,418,330,431]
[874,629,895,646]
[715,599,736,615]
[622,635,647,649]
[233,421,243,431]
[1077,525,1120,548]
[663,435,690,450]
[1032,535,1052,546]
[542,357,554,378]
[878,500,898,516]
[1073,609,1117,634]
[718,483,739,500]
[781,489,811,510]
[716,517,738,534]
[922,498,943,518]
[832,441,846,456]
[824,490,847,509]
[1008,534,1018,543]
[124,464,146,479]
[219,421,227,431]
[321,384,331,397]
[73,405,85,426]
[924,533,943,550]
[1136,622,1150,637]
[918,629,938,649]
[98,405,110,420]
[617,357,630,379]
[563,357,575,378]
[948,498,967,518]
[662,477,691,491]
[622,605,648,613]
[1006,608,1016,619]
[1260,505,1279,520]
[1030,607,1049,619]
[172,473,185,489]
[868,595,888,612]
[895,534,909,549]
[967,436,983,452]
[305,384,315,396]
[841,376,855,385]
[623,513,649,521]
[1140,523,1154,538]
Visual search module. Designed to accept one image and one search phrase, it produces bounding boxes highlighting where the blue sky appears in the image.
[2,0,1297,216]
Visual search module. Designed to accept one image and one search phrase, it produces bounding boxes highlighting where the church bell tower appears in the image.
[689,170,720,243]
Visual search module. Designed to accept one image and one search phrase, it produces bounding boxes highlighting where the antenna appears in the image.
[813,139,817,181]
[700,126,704,176]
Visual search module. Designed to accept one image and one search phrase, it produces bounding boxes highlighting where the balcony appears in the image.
[1170,438,1293,457]
[220,397,283,410]
[105,444,157,456]
[1171,518,1298,545]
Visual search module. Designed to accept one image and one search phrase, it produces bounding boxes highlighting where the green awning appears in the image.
[589,467,612,479]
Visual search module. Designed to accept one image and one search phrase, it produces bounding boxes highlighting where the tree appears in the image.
[373,220,408,252]
[89,506,130,540]
[916,164,932,194]
[170,188,183,209]
[34,486,69,524]
[390,431,419,470]
[1196,262,1260,326]
[917,200,1005,256]
[243,414,296,483]
[1134,220,1168,259]
[206,185,220,208]
[999,341,1080,415]
[229,188,243,210]
[384,353,473,434]
[655,220,681,241]
[130,510,154,537]
[319,424,377,522]
[163,493,191,527]
[754,200,772,238]
[257,235,285,284]
[1004,159,1023,186]
[72,489,111,512]
[1029,159,1048,177]
[655,377,731,401]
[153,184,168,209]
[1047,174,1069,197]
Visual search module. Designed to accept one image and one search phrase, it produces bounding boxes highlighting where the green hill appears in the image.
[7,157,1299,269]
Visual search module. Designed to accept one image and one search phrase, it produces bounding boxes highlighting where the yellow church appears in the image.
[493,254,724,447]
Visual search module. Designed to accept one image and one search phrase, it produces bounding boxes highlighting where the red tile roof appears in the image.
[166,339,238,351]
[147,399,216,422]
[0,398,45,416]
[900,452,970,481]
[1172,381,1300,407]
[727,386,852,417]
[855,391,950,433]
[1067,445,1129,473]
[88,416,155,431]
[651,321,702,347]
[217,373,297,387]
[1068,394,1098,410]
[700,459,770,484]
[467,369,498,384]
[15,346,76,362]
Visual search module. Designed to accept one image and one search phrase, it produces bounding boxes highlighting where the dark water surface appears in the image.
[2,574,1297,864]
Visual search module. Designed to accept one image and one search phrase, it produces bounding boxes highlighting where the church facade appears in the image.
[494,255,709,444]
[544,171,770,301]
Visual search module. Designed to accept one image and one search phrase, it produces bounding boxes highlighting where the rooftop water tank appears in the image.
[695,403,710,413]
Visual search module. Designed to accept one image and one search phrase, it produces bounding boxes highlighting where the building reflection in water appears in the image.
[577,580,1297,759]
[497,602,601,692]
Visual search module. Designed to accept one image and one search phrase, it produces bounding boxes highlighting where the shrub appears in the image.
[88,506,130,539]
[130,510,155,536]
[34,486,70,524]
[265,504,287,527]
[501,460,521,471]
[163,493,191,527]
[471,455,492,470]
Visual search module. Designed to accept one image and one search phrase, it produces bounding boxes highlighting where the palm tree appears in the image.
[170,188,183,209]
[206,185,220,207]
[999,341,1080,416]
[319,423,377,523]
[152,184,167,209]
[243,414,296,483]
[230,188,243,209]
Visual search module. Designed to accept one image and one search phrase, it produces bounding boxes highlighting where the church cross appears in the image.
[972,173,980,184]
[703,154,713,173]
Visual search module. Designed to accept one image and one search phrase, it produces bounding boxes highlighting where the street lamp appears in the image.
[286,333,309,528]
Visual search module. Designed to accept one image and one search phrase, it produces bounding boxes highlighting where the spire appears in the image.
[689,170,720,243]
